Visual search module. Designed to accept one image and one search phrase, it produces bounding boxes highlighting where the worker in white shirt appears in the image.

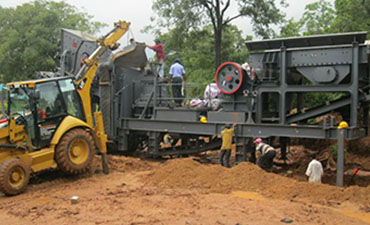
[254,138,276,170]
[169,58,186,105]
[305,154,324,183]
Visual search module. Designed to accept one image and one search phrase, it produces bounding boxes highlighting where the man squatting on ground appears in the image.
[219,124,235,167]
[146,38,166,78]
[254,138,276,170]
[305,154,324,183]
[169,58,186,105]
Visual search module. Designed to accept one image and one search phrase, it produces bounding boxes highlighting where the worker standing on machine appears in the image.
[169,58,186,106]
[146,38,166,78]
[254,138,276,170]
[219,123,235,168]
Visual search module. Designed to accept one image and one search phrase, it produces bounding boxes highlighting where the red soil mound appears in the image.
[107,155,156,172]
[145,158,370,207]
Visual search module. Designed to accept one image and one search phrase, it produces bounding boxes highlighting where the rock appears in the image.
[71,196,79,204]
[281,217,293,223]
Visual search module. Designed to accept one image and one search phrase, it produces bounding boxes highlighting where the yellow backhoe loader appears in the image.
[0,20,130,195]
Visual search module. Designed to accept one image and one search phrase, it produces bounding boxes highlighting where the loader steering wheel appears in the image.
[12,113,27,125]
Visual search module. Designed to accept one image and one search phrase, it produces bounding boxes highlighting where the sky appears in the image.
[0,0,335,58]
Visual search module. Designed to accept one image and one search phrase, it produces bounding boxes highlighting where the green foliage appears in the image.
[279,18,303,38]
[149,0,285,67]
[333,0,370,34]
[280,0,370,37]
[302,92,348,110]
[329,144,347,161]
[0,101,8,114]
[0,0,106,83]
[279,0,336,37]
[301,0,336,35]
[221,25,250,63]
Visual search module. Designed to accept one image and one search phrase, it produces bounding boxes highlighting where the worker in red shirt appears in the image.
[147,38,166,78]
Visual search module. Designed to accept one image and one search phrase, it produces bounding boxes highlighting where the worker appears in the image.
[219,123,235,168]
[169,58,186,105]
[305,154,324,183]
[146,38,166,78]
[38,108,46,119]
[254,138,276,170]
[129,38,135,45]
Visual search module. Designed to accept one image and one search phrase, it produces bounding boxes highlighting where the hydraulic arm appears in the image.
[74,20,130,173]
[75,20,130,126]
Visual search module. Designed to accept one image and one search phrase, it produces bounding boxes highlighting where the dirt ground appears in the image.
[0,151,370,225]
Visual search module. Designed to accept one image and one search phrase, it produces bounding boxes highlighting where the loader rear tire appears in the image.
[55,128,95,174]
[0,159,30,196]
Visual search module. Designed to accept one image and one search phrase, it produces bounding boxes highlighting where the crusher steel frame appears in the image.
[113,32,370,163]
[59,29,370,168]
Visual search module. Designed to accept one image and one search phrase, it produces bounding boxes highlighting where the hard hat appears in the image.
[254,138,262,144]
[200,116,208,123]
[154,38,161,43]
[337,121,349,129]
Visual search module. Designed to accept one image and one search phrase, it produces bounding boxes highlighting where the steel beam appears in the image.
[120,118,366,140]
[279,45,287,124]
[245,32,367,51]
[286,97,351,124]
[258,85,353,93]
[351,41,359,127]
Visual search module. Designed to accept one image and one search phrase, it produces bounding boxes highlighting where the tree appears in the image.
[333,0,370,34]
[280,0,370,38]
[302,0,336,35]
[279,18,303,37]
[279,0,336,37]
[150,0,285,68]
[0,0,105,82]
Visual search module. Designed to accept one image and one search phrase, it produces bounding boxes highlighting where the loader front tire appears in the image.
[55,128,95,174]
[0,159,30,196]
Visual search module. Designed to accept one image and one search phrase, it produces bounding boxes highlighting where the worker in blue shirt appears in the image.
[169,58,186,105]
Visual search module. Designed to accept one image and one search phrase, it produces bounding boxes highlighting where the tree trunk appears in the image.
[214,28,222,69]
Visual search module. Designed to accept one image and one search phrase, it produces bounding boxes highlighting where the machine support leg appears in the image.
[235,137,246,164]
[246,138,255,164]
[235,137,255,164]
[235,137,250,164]
[336,129,345,187]
[148,132,160,155]
[280,137,288,160]
[364,106,369,136]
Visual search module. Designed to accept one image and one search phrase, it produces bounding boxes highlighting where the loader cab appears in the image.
[8,77,84,149]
